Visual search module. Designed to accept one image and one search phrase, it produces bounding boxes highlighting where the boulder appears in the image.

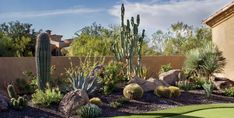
[128,77,169,92]
[159,69,181,85]
[212,73,234,90]
[0,94,9,112]
[59,89,89,115]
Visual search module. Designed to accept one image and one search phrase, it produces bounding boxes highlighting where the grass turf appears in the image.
[113,103,234,118]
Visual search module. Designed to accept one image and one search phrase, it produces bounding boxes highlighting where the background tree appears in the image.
[0,21,40,57]
[151,22,212,55]
[68,23,157,56]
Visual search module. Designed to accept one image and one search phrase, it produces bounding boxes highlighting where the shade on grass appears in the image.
[113,103,234,118]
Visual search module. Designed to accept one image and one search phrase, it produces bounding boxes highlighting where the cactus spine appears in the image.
[111,4,145,79]
[35,33,51,90]
[7,84,17,99]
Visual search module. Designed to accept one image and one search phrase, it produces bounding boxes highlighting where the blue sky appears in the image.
[0,0,231,39]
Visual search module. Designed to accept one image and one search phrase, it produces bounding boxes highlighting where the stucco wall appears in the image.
[0,56,185,91]
[212,15,234,80]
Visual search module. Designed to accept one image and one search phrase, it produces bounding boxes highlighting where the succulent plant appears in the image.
[78,104,102,118]
[154,86,171,98]
[7,84,17,99]
[89,97,102,106]
[123,83,143,100]
[69,72,98,95]
[10,96,27,110]
[35,33,51,90]
[168,86,181,97]
[111,4,145,79]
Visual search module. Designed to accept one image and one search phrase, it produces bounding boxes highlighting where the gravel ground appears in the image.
[1,90,234,118]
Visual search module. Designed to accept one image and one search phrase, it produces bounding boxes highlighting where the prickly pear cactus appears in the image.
[35,33,51,90]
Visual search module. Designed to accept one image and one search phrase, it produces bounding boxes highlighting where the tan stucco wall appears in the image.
[0,56,185,91]
[212,15,234,80]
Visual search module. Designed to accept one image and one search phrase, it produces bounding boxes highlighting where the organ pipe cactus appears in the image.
[111,4,145,79]
[35,33,51,90]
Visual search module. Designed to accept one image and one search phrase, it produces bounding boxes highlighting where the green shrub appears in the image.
[168,86,181,97]
[102,61,127,95]
[89,97,102,106]
[176,80,196,91]
[32,88,62,106]
[154,86,171,98]
[159,63,172,74]
[78,104,102,118]
[109,97,129,109]
[15,78,34,95]
[123,83,144,100]
[224,87,234,97]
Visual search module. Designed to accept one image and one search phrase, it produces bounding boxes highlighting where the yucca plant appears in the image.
[184,41,226,81]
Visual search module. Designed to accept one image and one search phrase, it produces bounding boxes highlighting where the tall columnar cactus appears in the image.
[111,4,145,79]
[35,33,51,90]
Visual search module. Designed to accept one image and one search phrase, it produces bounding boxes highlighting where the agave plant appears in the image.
[68,65,103,95]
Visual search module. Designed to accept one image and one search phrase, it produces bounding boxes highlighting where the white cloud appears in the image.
[109,0,230,34]
[0,7,102,19]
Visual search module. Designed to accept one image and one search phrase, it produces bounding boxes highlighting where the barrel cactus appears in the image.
[168,86,181,97]
[154,86,171,98]
[35,33,51,90]
[123,83,143,99]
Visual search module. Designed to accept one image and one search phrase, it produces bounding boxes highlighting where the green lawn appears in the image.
[113,103,234,118]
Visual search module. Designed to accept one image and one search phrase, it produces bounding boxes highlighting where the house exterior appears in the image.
[46,30,73,56]
[204,1,234,80]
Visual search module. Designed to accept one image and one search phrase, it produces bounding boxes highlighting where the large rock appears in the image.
[0,94,9,112]
[128,77,169,92]
[212,73,234,90]
[159,69,181,85]
[59,89,89,115]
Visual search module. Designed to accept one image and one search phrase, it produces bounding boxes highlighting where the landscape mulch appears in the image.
[1,90,234,118]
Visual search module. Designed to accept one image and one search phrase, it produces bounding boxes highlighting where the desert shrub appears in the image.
[78,104,102,118]
[109,97,129,108]
[15,78,34,95]
[224,87,234,97]
[192,76,206,89]
[159,63,172,74]
[123,83,144,100]
[32,88,62,106]
[102,61,127,95]
[154,86,171,98]
[110,101,122,108]
[176,80,196,91]
[168,86,181,97]
[89,97,102,106]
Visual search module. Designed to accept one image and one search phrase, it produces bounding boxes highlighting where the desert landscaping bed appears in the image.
[1,90,234,118]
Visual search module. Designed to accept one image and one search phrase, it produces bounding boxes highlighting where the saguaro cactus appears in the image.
[111,4,145,79]
[35,33,51,90]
